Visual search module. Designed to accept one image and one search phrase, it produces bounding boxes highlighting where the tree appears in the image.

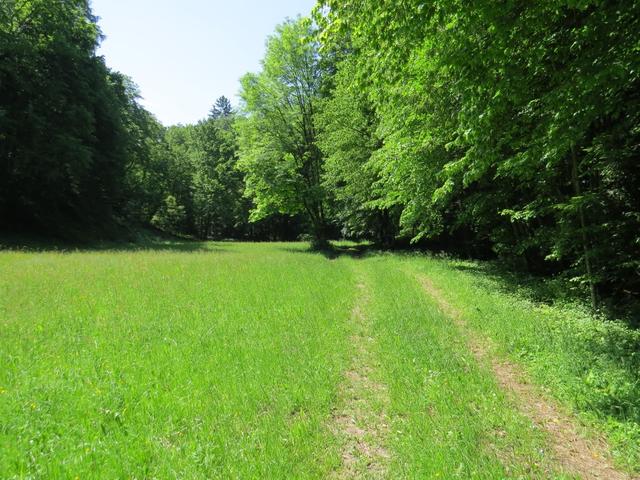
[115,76,170,225]
[190,113,248,239]
[144,103,302,242]
[0,0,145,236]
[317,58,398,245]
[316,0,640,306]
[209,96,233,119]
[236,18,329,248]
[151,195,186,234]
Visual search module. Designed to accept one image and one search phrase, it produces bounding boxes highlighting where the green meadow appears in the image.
[1,242,638,479]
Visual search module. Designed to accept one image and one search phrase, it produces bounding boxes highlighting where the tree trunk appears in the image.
[571,146,597,310]
[310,216,330,250]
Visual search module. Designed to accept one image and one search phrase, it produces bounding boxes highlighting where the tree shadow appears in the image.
[102,239,220,253]
[277,241,376,260]
[449,260,572,305]
[0,232,223,254]
[449,260,639,326]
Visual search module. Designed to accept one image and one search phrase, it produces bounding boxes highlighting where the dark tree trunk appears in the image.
[571,146,597,310]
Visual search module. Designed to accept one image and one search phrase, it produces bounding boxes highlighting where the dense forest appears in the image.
[1,0,639,310]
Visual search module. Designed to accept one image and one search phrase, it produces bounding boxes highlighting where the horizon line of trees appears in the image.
[0,0,305,242]
[1,0,638,310]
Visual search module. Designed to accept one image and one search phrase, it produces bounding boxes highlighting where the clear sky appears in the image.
[91,0,317,126]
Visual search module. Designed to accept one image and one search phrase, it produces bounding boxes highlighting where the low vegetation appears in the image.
[411,256,640,470]
[1,242,638,478]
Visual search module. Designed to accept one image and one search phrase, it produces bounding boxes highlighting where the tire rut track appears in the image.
[330,280,390,479]
[417,273,637,480]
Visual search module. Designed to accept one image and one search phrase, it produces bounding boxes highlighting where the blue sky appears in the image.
[92,0,317,125]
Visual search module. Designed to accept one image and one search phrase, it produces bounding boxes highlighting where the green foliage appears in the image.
[0,0,133,233]
[151,195,187,234]
[315,0,640,305]
[237,18,330,246]
[2,0,638,305]
[0,3,261,241]
[156,104,262,240]
[411,255,640,471]
[141,100,300,241]
[317,58,399,245]
[189,110,248,239]
[209,95,233,119]
[115,78,170,224]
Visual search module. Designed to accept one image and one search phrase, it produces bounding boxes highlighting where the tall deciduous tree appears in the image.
[316,0,640,307]
[317,58,398,245]
[0,0,131,234]
[237,18,329,247]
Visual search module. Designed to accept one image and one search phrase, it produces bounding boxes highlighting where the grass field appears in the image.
[1,241,639,479]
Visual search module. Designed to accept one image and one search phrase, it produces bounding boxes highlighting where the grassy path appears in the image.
[1,242,638,478]
[408,255,640,476]
[354,257,566,479]
[417,273,632,480]
[330,277,390,479]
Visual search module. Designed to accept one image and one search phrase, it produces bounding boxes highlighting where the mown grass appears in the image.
[354,255,570,479]
[0,243,355,478]
[406,254,640,473]
[1,241,638,478]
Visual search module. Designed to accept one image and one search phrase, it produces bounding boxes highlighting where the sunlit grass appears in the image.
[406,255,640,473]
[0,242,354,478]
[356,256,568,478]
[1,242,638,478]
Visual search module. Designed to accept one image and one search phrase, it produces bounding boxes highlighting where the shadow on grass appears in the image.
[277,241,377,260]
[448,260,639,327]
[0,231,222,254]
[450,261,561,301]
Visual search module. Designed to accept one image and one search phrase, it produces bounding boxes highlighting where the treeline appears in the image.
[235,4,640,307]
[135,98,305,241]
[1,0,133,234]
[312,1,639,306]
[0,0,301,241]
[1,1,639,307]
